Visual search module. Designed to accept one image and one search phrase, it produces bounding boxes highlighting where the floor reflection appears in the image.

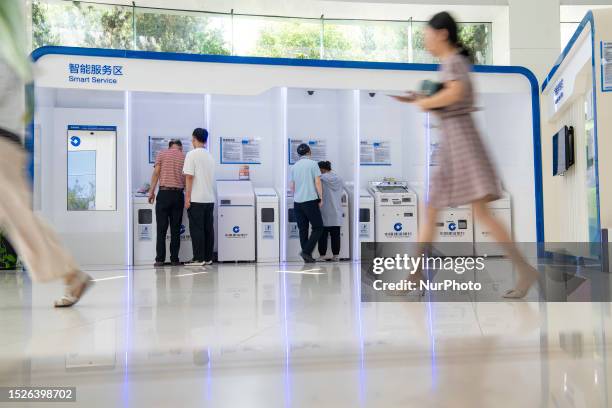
[0,261,611,407]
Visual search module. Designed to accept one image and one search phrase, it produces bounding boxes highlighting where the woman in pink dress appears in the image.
[392,11,538,298]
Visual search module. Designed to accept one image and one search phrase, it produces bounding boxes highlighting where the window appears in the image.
[32,0,133,50]
[323,20,409,62]
[412,21,492,64]
[234,15,323,59]
[134,8,231,54]
[32,1,493,64]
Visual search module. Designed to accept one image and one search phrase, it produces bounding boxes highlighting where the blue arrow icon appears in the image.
[70,136,81,147]
[393,222,403,232]
[448,222,457,231]
[232,226,240,233]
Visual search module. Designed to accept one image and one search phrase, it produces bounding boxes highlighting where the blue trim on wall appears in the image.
[68,125,117,131]
[590,20,602,243]
[25,83,35,185]
[542,11,594,92]
[601,41,612,93]
[31,45,538,78]
[540,10,601,247]
[29,45,544,242]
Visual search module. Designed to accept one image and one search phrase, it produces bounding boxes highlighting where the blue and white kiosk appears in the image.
[541,8,612,263]
[29,46,543,266]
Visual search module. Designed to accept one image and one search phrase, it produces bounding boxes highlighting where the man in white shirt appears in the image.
[183,128,215,266]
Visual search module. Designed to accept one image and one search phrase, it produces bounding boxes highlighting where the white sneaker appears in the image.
[204,260,213,265]
[332,255,340,262]
[316,256,328,262]
[185,260,205,267]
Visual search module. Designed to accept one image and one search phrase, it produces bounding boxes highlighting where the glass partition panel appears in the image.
[233,15,323,59]
[32,0,133,50]
[323,19,409,62]
[135,8,231,54]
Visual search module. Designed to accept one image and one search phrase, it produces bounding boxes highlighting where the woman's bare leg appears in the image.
[410,205,439,281]
[418,205,439,245]
[472,199,538,297]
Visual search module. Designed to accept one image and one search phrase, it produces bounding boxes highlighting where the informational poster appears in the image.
[220,137,261,164]
[261,223,275,240]
[149,137,193,164]
[360,140,391,165]
[289,139,327,164]
[602,41,612,92]
[138,224,153,241]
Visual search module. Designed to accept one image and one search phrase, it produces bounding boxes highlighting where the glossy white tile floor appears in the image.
[1,261,611,407]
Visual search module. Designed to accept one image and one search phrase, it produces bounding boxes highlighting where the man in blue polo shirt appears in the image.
[289,143,324,263]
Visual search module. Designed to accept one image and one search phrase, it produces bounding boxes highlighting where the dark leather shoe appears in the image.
[300,251,316,263]
[154,262,165,267]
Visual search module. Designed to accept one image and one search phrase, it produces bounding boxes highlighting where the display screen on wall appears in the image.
[68,151,96,210]
[67,125,117,211]
[149,137,193,164]
[220,137,261,164]
[289,139,326,164]
[360,140,391,165]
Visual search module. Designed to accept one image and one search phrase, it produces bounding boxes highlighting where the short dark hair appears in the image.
[192,128,208,144]
[168,139,182,148]
[318,161,331,171]
[297,143,310,156]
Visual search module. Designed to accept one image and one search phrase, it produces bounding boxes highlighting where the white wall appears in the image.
[359,90,425,187]
[287,88,356,187]
[508,0,561,81]
[131,92,206,191]
[210,89,284,189]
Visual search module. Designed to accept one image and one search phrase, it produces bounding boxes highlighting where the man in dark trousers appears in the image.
[183,129,216,267]
[289,143,324,263]
[148,139,186,266]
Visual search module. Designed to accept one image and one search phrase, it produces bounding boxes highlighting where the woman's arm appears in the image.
[416,80,465,111]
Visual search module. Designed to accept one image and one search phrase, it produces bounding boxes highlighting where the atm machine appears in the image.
[474,191,512,256]
[286,193,302,262]
[255,188,280,263]
[368,181,418,242]
[433,205,474,256]
[348,187,375,260]
[133,195,193,265]
[217,180,255,262]
[357,188,375,243]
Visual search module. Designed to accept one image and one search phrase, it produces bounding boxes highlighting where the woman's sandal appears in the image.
[54,271,94,308]
[502,264,539,300]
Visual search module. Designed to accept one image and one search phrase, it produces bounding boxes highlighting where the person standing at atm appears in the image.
[290,143,324,263]
[317,161,344,262]
[148,139,186,267]
[183,128,216,267]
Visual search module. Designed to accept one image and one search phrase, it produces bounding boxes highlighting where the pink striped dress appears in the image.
[428,52,501,208]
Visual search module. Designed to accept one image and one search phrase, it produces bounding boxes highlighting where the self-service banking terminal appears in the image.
[368,181,418,242]
[133,195,193,264]
[217,180,256,262]
[255,188,280,263]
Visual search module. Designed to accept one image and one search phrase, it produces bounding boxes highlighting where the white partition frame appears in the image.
[29,47,543,266]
